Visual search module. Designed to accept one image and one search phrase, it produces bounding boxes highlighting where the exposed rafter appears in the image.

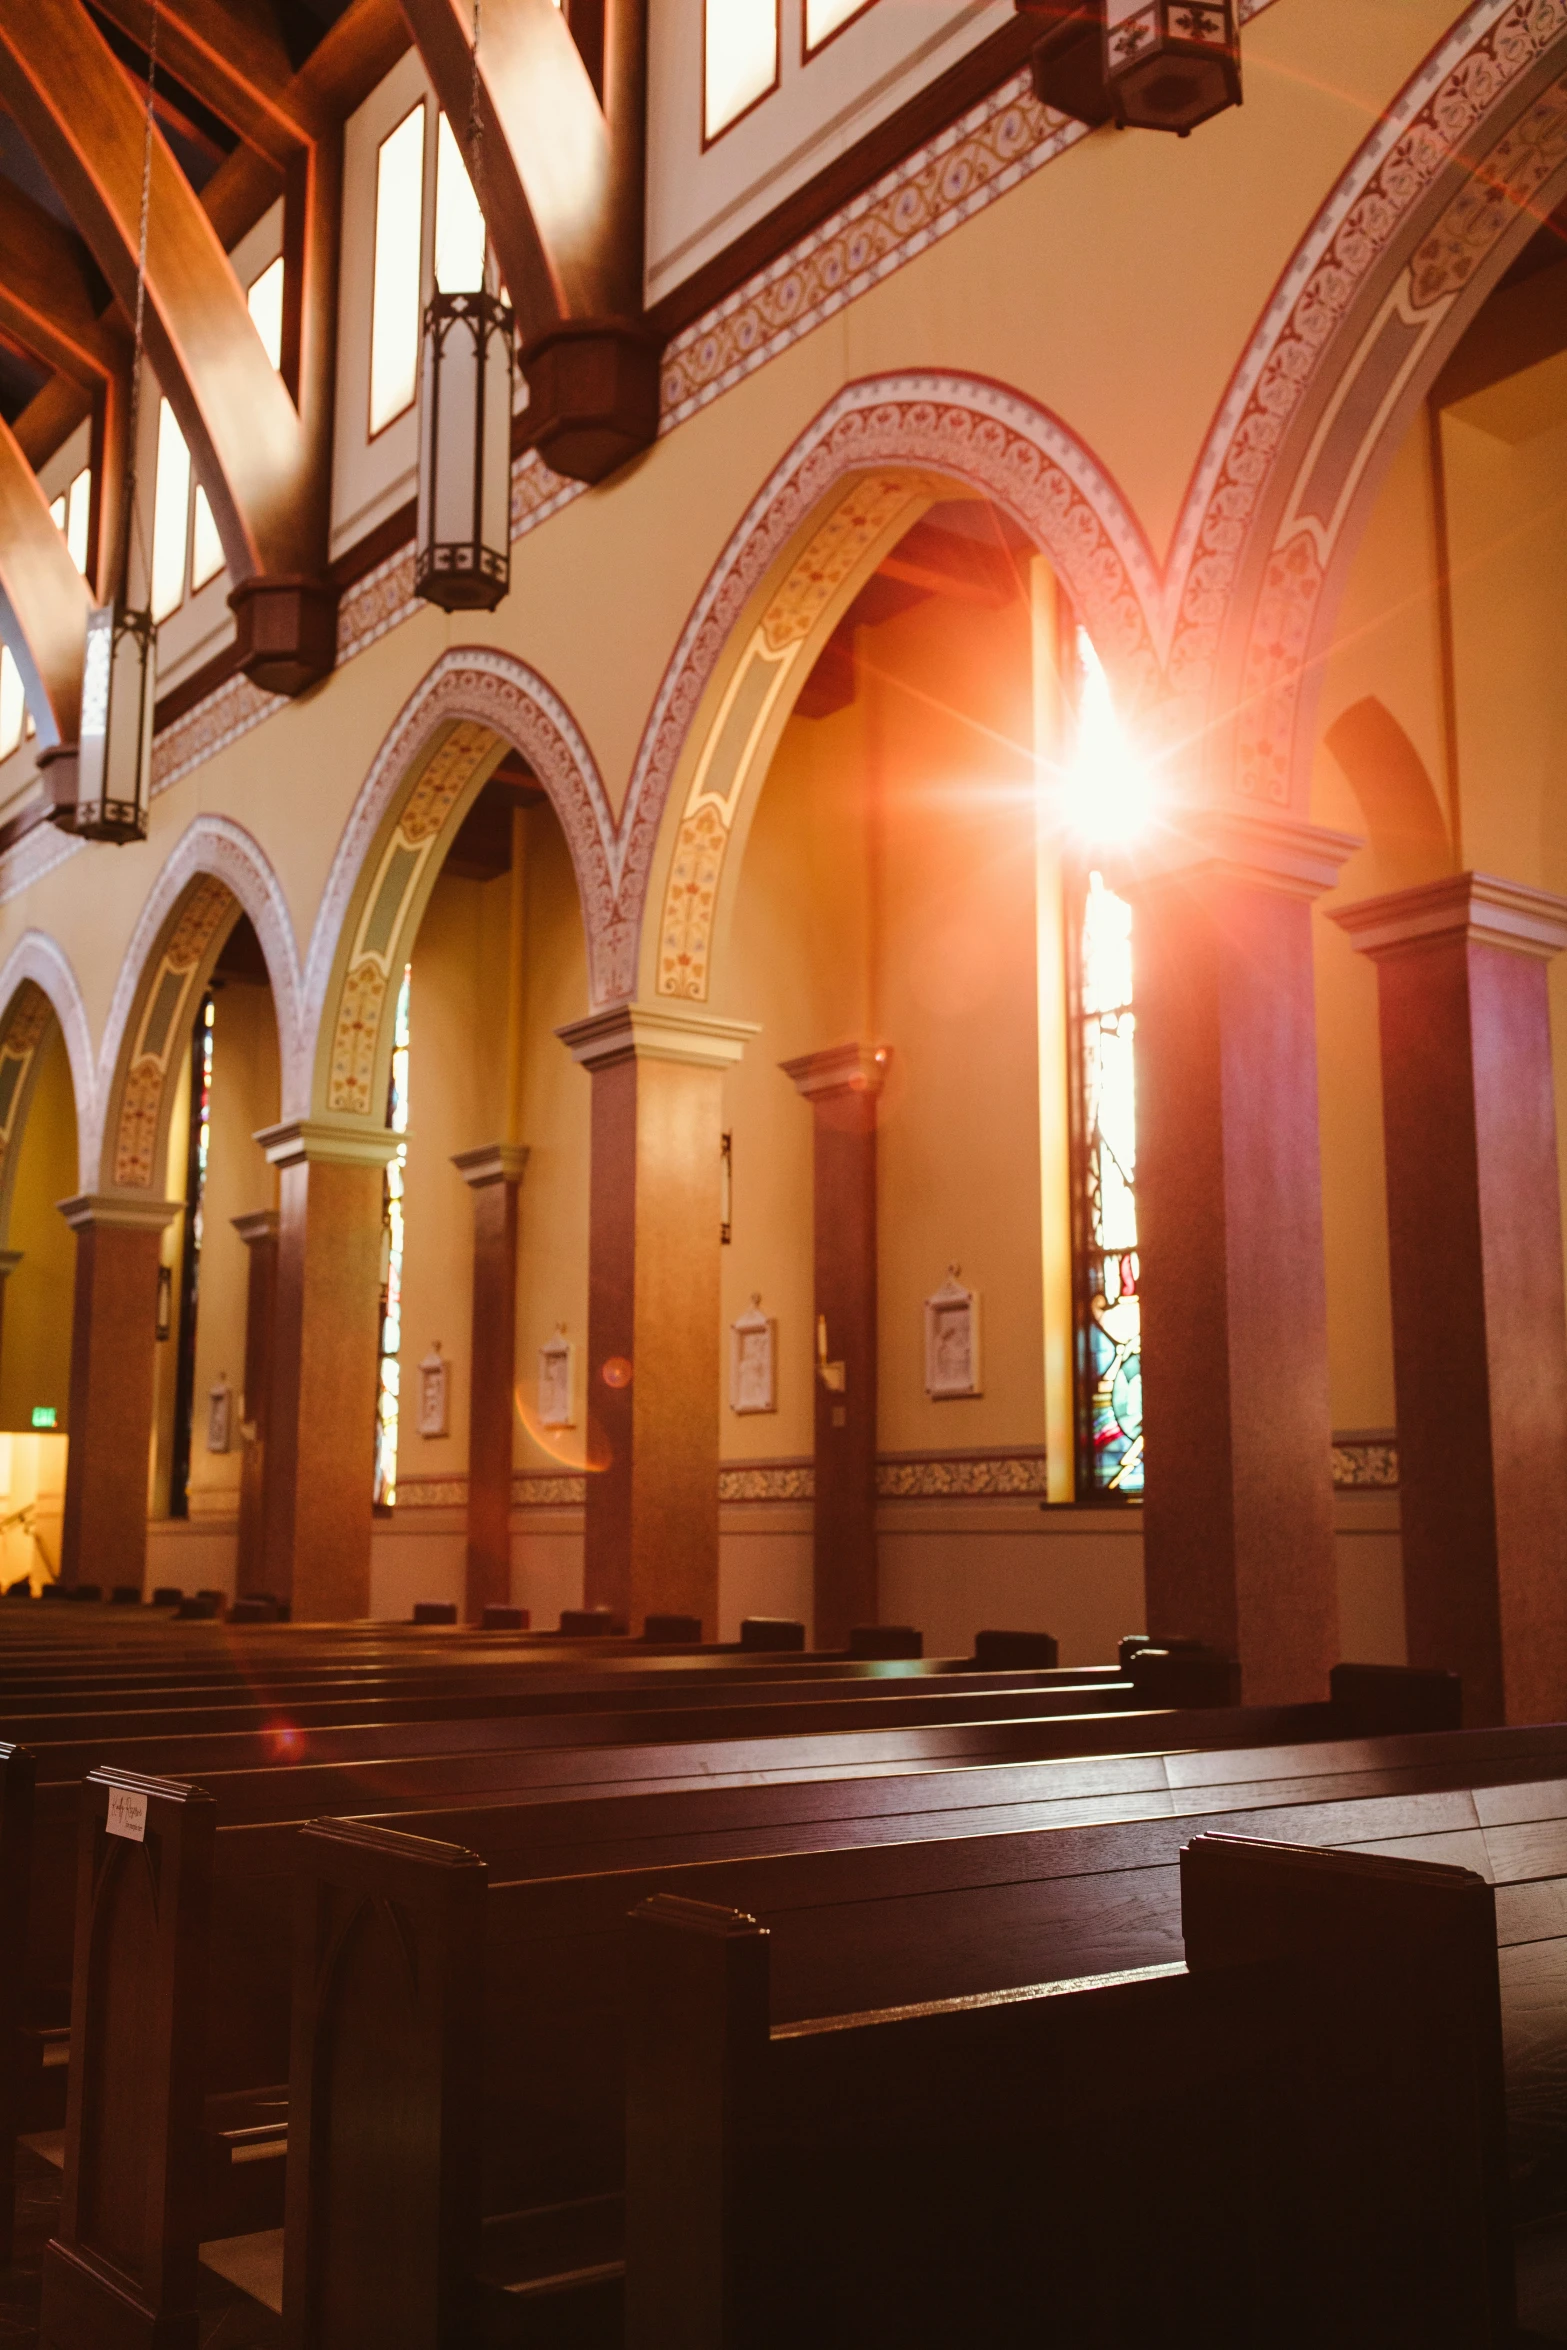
[0,176,125,390]
[400,0,658,482]
[0,0,339,693]
[89,0,326,163]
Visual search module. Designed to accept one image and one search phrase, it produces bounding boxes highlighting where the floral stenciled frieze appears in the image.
[721,1462,815,1502]
[111,873,234,1187]
[377,1435,1397,1509]
[878,1450,1049,1499]
[1331,1435,1399,1490]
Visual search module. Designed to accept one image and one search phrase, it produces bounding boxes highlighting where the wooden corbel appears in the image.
[0,0,339,696]
[399,0,658,483]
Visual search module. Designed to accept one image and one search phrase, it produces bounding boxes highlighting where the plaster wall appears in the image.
[186,978,281,1520]
[0,1024,76,1435]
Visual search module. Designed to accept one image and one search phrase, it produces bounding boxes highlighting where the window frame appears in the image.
[701,0,782,148]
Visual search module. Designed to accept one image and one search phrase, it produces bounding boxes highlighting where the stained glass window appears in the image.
[374,964,412,1508]
[169,993,215,1518]
[1063,619,1144,1499]
[1070,870,1142,1494]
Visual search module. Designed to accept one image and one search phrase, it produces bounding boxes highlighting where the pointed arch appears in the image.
[612,371,1165,1008]
[93,818,305,1197]
[304,648,616,1125]
[0,934,94,1196]
[1164,2,1567,809]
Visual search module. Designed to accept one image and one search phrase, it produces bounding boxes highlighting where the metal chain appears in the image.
[120,0,159,603]
[467,0,490,290]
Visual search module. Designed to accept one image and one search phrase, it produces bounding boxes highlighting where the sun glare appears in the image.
[1060,627,1156,847]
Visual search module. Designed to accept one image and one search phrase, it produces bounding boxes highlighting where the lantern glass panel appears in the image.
[1104,0,1239,134]
[416,291,514,611]
[77,602,155,842]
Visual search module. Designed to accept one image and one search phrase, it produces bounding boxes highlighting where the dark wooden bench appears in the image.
[17,1678,1510,2342]
[624,1835,1512,2349]
[275,1732,1567,2348]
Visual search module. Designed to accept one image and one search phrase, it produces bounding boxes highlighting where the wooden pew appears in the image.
[278,1739,1567,2348]
[624,1835,1513,2350]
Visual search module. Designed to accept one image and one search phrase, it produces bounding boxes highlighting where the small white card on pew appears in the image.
[105,1787,148,1843]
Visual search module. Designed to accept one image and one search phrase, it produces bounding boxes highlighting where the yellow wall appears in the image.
[0,1023,76,1433]
[186,978,281,1519]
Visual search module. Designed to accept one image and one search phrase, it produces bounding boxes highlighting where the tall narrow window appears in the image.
[704,0,778,139]
[804,0,873,55]
[169,993,215,1518]
[374,964,412,1508]
[0,648,23,760]
[151,397,192,622]
[434,114,485,293]
[190,490,224,592]
[49,467,92,576]
[1068,870,1141,1495]
[247,255,285,372]
[1063,624,1146,1499]
[370,104,426,435]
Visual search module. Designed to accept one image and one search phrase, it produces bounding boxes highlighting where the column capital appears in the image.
[452,1141,530,1189]
[57,1193,183,1233]
[780,1043,892,1101]
[1329,872,1567,963]
[231,1210,281,1247]
[1117,807,1361,903]
[558,1003,760,1072]
[255,1117,404,1172]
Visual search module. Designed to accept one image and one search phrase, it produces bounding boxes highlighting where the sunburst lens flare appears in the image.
[1058,628,1158,849]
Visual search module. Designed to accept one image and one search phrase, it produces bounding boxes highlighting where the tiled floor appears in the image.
[0,2150,281,2350]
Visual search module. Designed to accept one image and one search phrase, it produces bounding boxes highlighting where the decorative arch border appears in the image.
[0,935,95,1202]
[94,817,306,1196]
[304,649,618,1120]
[1162,0,1567,805]
[613,371,1167,1007]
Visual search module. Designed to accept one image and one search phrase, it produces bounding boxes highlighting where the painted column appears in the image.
[231,1209,279,1599]
[1125,810,1356,1706]
[0,1249,21,1393]
[781,1044,889,1648]
[452,1144,527,1622]
[57,1194,181,1591]
[255,1119,400,1621]
[558,1005,757,1639]
[1332,875,1567,1726]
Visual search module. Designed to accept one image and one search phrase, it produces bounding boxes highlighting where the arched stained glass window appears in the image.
[374,964,412,1508]
[1069,871,1141,1493]
[1063,622,1144,1499]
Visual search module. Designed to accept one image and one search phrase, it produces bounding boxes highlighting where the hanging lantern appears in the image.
[67,0,159,844]
[74,601,156,842]
[415,286,515,612]
[1103,0,1240,135]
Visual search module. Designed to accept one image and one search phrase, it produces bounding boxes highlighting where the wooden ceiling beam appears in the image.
[0,175,125,388]
[89,0,325,162]
[0,411,93,744]
[0,0,337,694]
[399,0,658,481]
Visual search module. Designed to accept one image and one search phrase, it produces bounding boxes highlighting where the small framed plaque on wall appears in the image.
[925,1268,981,1399]
[539,1327,575,1427]
[730,1296,777,1414]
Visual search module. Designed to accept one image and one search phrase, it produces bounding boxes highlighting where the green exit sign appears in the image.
[30,1407,56,1429]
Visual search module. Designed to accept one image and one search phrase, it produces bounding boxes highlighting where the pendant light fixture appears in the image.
[1103,0,1240,135]
[1024,0,1240,138]
[69,0,160,842]
[415,0,516,613]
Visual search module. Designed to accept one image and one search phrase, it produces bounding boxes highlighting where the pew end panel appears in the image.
[0,1740,35,2262]
[1181,1832,1514,2347]
[39,1769,216,2350]
[625,1836,1520,2350]
[284,1819,488,2350]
